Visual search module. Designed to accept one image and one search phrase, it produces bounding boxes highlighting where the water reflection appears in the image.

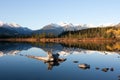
[0,42,120,80]
[61,41,120,51]
[0,42,32,57]
[1,42,120,56]
[21,51,66,70]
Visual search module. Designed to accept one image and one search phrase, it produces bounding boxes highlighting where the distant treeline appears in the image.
[58,26,120,39]
[31,25,120,39]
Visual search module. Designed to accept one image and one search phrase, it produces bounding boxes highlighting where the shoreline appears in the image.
[0,38,116,43]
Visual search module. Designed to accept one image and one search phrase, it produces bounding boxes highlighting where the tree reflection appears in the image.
[60,41,120,51]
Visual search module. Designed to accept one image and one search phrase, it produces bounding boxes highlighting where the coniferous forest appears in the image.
[58,26,120,39]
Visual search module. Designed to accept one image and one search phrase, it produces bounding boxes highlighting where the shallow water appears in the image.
[0,42,120,80]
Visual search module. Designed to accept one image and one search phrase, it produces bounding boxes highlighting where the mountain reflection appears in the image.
[0,42,32,57]
[0,42,120,57]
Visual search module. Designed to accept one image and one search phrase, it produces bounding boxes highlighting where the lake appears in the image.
[0,42,120,80]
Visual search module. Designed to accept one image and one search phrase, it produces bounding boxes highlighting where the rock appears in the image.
[118,75,120,78]
[95,67,100,70]
[110,67,114,71]
[101,68,109,72]
[73,61,79,63]
[78,64,90,69]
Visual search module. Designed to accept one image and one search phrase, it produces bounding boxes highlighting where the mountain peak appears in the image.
[0,21,4,26]
[59,22,73,27]
[42,23,60,30]
[59,22,67,26]
[0,21,21,28]
[48,23,60,27]
[8,23,21,28]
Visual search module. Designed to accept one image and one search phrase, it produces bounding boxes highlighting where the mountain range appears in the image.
[0,21,32,37]
[0,21,117,37]
[34,23,94,36]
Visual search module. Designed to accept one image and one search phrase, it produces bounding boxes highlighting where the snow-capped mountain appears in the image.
[0,21,32,37]
[42,23,61,30]
[33,22,96,36]
[59,23,75,31]
[0,21,4,26]
[0,21,117,37]
[34,23,64,36]
[98,23,116,27]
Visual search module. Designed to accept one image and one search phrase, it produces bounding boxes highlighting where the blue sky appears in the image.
[0,0,120,30]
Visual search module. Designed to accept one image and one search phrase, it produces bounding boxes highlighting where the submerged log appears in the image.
[27,55,54,62]
[22,51,66,70]
[26,51,66,62]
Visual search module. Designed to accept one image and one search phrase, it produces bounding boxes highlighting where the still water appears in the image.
[0,42,120,80]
